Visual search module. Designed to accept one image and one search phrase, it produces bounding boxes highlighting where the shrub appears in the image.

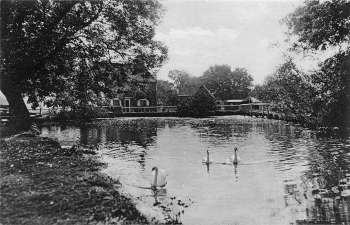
[177,86,216,117]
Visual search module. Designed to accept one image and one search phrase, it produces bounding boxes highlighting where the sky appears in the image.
[154,0,314,84]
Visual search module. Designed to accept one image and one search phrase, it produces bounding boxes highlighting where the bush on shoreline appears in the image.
[176,86,216,117]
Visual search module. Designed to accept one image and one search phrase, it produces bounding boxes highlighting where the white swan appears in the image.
[226,147,240,164]
[202,150,213,164]
[151,166,167,189]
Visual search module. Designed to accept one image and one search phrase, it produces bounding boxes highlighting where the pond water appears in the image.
[41,116,350,225]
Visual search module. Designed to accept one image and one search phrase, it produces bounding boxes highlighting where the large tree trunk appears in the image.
[345,54,350,128]
[0,78,30,131]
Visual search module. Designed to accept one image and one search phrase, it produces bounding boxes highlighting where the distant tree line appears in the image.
[157,65,254,106]
[156,65,253,117]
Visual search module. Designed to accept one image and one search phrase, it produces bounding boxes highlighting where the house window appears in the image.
[137,99,149,107]
[124,98,131,107]
[253,105,260,110]
[112,98,121,106]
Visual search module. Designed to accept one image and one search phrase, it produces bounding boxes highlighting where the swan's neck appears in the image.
[206,151,210,162]
[152,169,158,187]
[233,151,238,164]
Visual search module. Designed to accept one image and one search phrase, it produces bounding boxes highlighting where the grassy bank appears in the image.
[0,134,148,225]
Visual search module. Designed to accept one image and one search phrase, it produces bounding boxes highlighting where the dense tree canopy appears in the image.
[0,0,167,128]
[168,69,200,95]
[285,0,350,128]
[251,59,315,116]
[285,0,350,51]
[200,65,253,100]
[311,50,350,127]
[249,0,350,128]
[156,79,177,105]
[166,65,253,102]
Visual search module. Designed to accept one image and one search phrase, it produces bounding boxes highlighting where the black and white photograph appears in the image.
[0,0,349,224]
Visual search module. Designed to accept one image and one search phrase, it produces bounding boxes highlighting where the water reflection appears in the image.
[193,118,253,147]
[40,117,350,225]
[297,173,350,224]
[233,163,239,182]
[296,138,350,224]
[283,181,302,207]
[79,120,158,147]
[204,162,210,174]
[153,188,168,206]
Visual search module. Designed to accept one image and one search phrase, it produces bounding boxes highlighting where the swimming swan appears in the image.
[151,166,167,189]
[226,147,240,164]
[202,150,213,164]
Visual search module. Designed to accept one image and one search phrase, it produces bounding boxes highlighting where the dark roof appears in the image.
[200,85,216,99]
[0,91,8,105]
[194,85,216,100]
